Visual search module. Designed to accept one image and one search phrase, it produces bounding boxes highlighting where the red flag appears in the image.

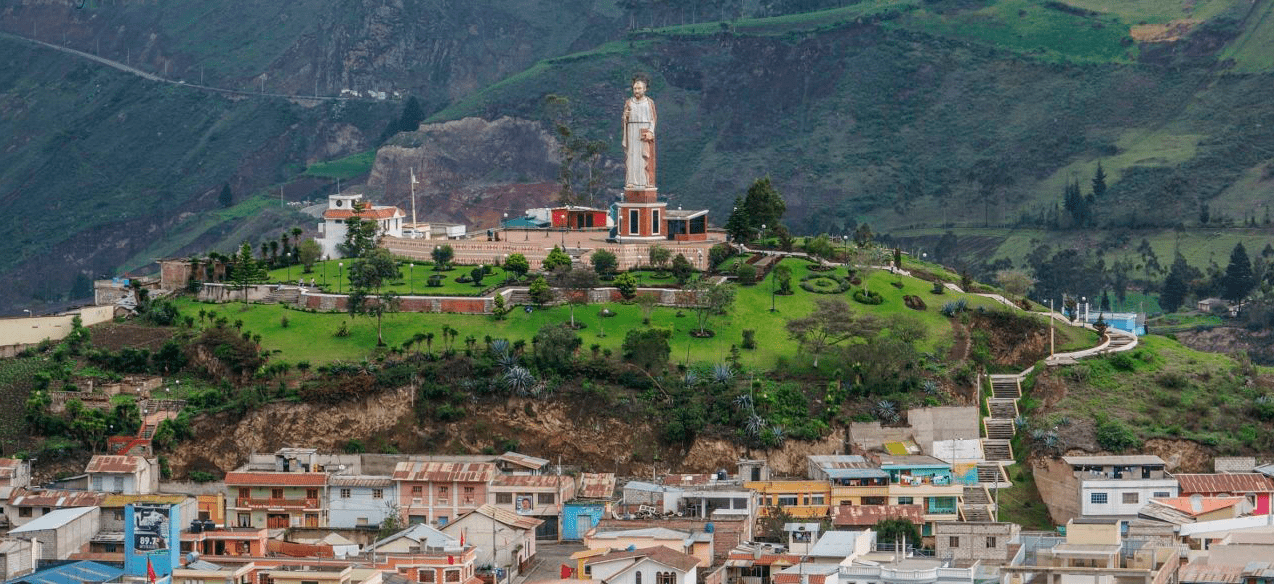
[460,529,465,547]
[147,557,157,584]
[560,564,572,579]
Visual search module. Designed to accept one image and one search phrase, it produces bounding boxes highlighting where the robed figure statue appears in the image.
[622,77,657,189]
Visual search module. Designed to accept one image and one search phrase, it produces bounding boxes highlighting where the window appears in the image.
[412,486,423,496]
[341,489,352,499]
[636,572,642,584]
[1153,492,1171,498]
[1122,492,1139,505]
[373,489,384,499]
[114,510,125,521]
[986,536,997,548]
[863,497,887,505]
[538,493,555,505]
[657,572,676,584]
[239,488,251,499]
[802,495,810,506]
[445,570,460,582]
[464,487,475,503]
[496,493,513,504]
[777,496,799,506]
[897,497,913,505]
[1091,492,1108,505]
[18,507,31,518]
[810,494,825,506]
[948,536,959,548]
[437,516,448,525]
[357,517,368,526]
[652,210,660,234]
[420,570,435,583]
[272,488,284,499]
[237,513,251,527]
[630,210,639,233]
[307,489,319,500]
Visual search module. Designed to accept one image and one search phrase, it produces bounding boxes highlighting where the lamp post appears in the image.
[502,254,509,284]
[770,266,777,313]
[23,309,31,318]
[323,256,328,288]
[338,262,343,294]
[409,263,414,295]
[1049,298,1055,357]
[286,252,292,283]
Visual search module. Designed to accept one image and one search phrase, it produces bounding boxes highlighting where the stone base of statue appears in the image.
[616,187,668,242]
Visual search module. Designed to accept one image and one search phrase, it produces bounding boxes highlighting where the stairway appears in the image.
[1106,331,1136,351]
[507,290,532,305]
[988,398,1018,419]
[140,424,157,439]
[983,439,1014,462]
[976,463,1007,484]
[963,485,991,505]
[983,418,1016,440]
[989,375,1021,398]
[264,286,302,305]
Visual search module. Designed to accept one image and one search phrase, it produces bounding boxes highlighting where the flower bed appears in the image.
[800,273,851,294]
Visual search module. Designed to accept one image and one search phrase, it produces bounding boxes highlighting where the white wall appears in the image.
[1079,480,1178,517]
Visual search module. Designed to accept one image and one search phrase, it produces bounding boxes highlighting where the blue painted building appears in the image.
[125,503,180,582]
[560,472,616,541]
[328,475,397,529]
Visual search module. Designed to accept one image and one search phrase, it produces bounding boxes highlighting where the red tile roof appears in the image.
[1177,473,1274,495]
[585,546,701,573]
[323,206,403,220]
[579,473,616,499]
[224,472,327,487]
[393,462,496,483]
[831,504,925,526]
[86,455,146,474]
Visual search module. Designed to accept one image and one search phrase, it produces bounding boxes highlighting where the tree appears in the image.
[1166,253,1192,312]
[398,97,425,134]
[533,323,582,373]
[995,270,1035,301]
[219,183,233,208]
[505,253,530,281]
[773,264,793,294]
[528,276,553,306]
[346,248,402,346]
[543,246,572,272]
[1091,161,1107,200]
[1223,242,1256,303]
[470,266,486,287]
[725,196,752,243]
[231,242,265,304]
[590,249,618,277]
[431,244,455,269]
[874,518,921,551]
[622,327,672,371]
[852,223,874,248]
[687,278,736,335]
[741,177,787,233]
[614,272,639,300]
[551,266,599,328]
[671,253,694,285]
[648,245,671,274]
[338,201,380,258]
[786,299,882,367]
[636,291,659,324]
[1099,290,1111,312]
[297,240,321,273]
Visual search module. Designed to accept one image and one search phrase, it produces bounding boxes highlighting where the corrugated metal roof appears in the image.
[224,472,327,486]
[85,455,146,474]
[492,474,572,488]
[662,474,715,487]
[1149,496,1244,517]
[584,546,701,573]
[1177,473,1274,495]
[393,461,496,483]
[102,494,188,506]
[10,507,97,533]
[578,473,616,499]
[877,455,949,468]
[497,452,549,469]
[469,503,543,530]
[0,458,21,479]
[831,504,924,526]
[825,468,889,479]
[12,560,123,584]
[10,488,106,508]
[1062,455,1166,466]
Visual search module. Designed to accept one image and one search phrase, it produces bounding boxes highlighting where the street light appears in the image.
[23,309,31,318]
[286,252,292,284]
[770,266,777,313]
[409,263,414,295]
[338,262,343,294]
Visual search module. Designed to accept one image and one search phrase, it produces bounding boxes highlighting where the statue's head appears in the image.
[631,75,650,99]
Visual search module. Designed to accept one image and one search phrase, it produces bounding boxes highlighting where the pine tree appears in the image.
[1160,254,1190,313]
[219,183,233,208]
[1222,242,1255,303]
[1091,161,1107,199]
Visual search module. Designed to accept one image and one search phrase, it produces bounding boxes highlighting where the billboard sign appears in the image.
[133,504,170,553]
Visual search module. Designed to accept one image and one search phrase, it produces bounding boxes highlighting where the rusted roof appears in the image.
[224,472,327,487]
[497,452,549,470]
[662,474,715,487]
[831,504,925,526]
[330,475,394,488]
[393,461,496,483]
[10,488,106,507]
[468,504,543,530]
[578,473,616,499]
[1177,473,1274,495]
[492,474,573,489]
[86,455,146,474]
[584,546,701,573]
[323,206,403,220]
[0,458,21,479]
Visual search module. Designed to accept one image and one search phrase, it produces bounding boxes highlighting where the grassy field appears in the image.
[1219,0,1274,72]
[185,258,1093,368]
[302,150,377,180]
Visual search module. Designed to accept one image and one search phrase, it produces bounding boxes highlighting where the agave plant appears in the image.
[495,351,519,371]
[1014,415,1029,430]
[922,380,941,395]
[503,366,536,396]
[745,414,767,437]
[767,425,786,448]
[489,338,510,357]
[682,370,699,387]
[873,400,900,424]
[713,363,734,385]
[733,393,754,411]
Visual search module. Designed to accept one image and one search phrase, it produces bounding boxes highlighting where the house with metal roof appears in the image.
[392,462,496,527]
[440,505,542,578]
[8,507,100,561]
[373,523,458,554]
[85,455,158,494]
[1052,455,1178,523]
[4,489,106,530]
[329,475,397,529]
[2,559,123,584]
[581,545,702,584]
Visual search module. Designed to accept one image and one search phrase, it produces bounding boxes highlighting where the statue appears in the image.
[622,76,657,190]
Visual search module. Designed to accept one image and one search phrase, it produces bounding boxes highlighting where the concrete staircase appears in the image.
[264,286,302,305]
[988,398,1019,419]
[976,463,1008,484]
[959,485,995,521]
[983,418,1016,440]
[983,439,1014,462]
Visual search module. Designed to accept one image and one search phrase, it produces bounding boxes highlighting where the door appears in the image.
[267,514,289,528]
[576,514,593,539]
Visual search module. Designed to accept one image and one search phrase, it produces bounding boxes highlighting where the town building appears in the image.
[440,505,540,577]
[4,489,106,529]
[1176,473,1274,514]
[392,461,495,527]
[933,522,1019,565]
[876,455,963,534]
[581,545,701,584]
[329,475,398,529]
[1000,518,1177,584]
[316,193,406,259]
[179,525,270,557]
[562,473,617,541]
[8,507,100,561]
[488,474,574,540]
[224,471,328,528]
[372,524,457,554]
[0,537,38,580]
[86,455,159,494]
[1052,455,1178,523]
[743,481,829,519]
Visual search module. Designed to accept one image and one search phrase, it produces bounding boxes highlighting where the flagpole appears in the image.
[410,167,418,233]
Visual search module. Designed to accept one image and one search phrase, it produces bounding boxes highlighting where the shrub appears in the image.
[1108,352,1135,371]
[427,274,445,287]
[188,470,216,483]
[853,289,884,305]
[280,315,289,328]
[1095,418,1139,452]
[736,263,757,285]
[800,273,850,294]
[741,329,757,350]
[931,281,945,294]
[334,322,350,337]
[903,295,927,310]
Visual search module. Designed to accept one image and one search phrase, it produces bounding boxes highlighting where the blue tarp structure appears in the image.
[6,560,124,584]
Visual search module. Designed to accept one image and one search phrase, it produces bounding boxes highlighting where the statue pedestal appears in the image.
[616,188,667,242]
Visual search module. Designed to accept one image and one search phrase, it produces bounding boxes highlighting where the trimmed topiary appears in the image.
[800,273,851,294]
[852,288,884,305]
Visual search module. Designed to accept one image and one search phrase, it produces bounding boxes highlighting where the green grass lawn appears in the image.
[996,463,1054,530]
[186,257,1096,369]
[266,260,511,297]
[302,150,376,180]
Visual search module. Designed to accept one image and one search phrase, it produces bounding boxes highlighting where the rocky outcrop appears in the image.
[366,117,564,228]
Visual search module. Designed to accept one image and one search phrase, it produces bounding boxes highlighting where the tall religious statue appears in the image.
[622,76,657,190]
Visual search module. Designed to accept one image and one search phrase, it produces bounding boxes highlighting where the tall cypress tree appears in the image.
[1223,242,1255,302]
[1091,161,1107,199]
[1160,254,1190,313]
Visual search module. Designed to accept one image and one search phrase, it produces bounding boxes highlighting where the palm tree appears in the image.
[412,332,427,357]
[424,332,435,357]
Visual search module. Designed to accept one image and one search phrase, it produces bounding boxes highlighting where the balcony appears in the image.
[234,498,320,510]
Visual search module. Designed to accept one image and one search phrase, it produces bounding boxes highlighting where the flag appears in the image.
[147,557,157,584]
[459,529,465,547]
[410,168,418,185]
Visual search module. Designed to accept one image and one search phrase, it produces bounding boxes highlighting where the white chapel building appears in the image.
[316,193,406,259]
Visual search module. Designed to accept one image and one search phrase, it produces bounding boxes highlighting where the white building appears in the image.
[86,455,158,494]
[582,546,701,584]
[316,193,406,259]
[1064,455,1179,519]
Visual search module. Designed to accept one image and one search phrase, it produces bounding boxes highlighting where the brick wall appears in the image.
[300,293,492,314]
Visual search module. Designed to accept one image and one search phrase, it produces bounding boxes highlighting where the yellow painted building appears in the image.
[744,481,830,518]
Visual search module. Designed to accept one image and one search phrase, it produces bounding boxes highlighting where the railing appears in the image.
[926,506,958,515]
[235,498,320,509]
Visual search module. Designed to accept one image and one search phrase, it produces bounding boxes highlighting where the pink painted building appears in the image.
[1176,473,1274,515]
[393,462,496,527]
